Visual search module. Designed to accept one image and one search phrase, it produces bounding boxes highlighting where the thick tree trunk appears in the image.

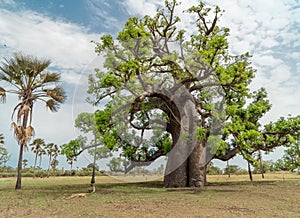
[188,141,205,187]
[164,160,188,187]
[164,97,203,187]
[15,143,24,189]
[164,123,189,187]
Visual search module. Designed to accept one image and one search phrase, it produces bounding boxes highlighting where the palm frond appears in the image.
[46,99,60,112]
[40,72,61,84]
[44,86,66,103]
[0,55,24,88]
[11,122,34,149]
[17,104,31,123]
[11,122,25,144]
[25,126,35,142]
[0,87,6,103]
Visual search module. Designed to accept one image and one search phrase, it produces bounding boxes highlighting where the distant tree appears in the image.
[107,157,129,173]
[0,146,10,167]
[265,160,276,172]
[74,112,111,192]
[45,143,59,176]
[51,159,59,171]
[0,134,10,167]
[61,137,84,173]
[30,138,45,178]
[253,160,271,174]
[281,143,300,173]
[0,53,66,189]
[51,145,60,173]
[87,163,99,171]
[22,159,28,169]
[206,162,221,175]
[224,165,241,175]
[38,148,46,169]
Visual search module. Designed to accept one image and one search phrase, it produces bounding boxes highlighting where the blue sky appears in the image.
[0,0,299,171]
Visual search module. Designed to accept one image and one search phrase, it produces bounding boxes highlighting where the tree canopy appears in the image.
[87,0,300,187]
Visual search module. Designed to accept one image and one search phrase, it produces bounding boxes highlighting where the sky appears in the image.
[0,0,299,171]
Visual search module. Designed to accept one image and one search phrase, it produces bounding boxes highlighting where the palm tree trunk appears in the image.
[33,153,38,179]
[15,143,24,189]
[15,111,29,190]
[47,155,52,177]
[39,156,42,168]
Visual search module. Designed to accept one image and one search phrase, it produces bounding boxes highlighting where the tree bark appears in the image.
[248,161,253,181]
[188,141,205,187]
[164,97,203,187]
[15,143,24,189]
[15,111,29,190]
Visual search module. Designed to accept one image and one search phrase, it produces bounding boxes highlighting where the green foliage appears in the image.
[0,146,10,166]
[224,165,247,175]
[274,143,300,173]
[61,136,85,162]
[107,157,129,173]
[206,162,222,175]
[87,0,300,172]
[87,163,99,171]
[253,161,271,174]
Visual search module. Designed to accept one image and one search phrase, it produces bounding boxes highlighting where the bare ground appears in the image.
[0,174,299,218]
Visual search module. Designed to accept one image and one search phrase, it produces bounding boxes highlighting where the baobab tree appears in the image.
[89,0,300,187]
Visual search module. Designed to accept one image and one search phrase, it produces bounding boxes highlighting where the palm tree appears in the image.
[38,148,46,169]
[30,138,45,178]
[46,143,59,176]
[0,53,66,189]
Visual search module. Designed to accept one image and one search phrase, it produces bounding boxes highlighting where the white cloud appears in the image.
[252,55,283,67]
[0,5,103,167]
[123,0,164,16]
[0,8,99,74]
[0,0,16,7]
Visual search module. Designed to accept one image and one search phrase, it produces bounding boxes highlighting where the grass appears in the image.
[0,173,299,217]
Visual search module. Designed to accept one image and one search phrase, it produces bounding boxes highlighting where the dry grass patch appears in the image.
[0,174,299,217]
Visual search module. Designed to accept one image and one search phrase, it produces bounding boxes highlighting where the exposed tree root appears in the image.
[64,193,87,199]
